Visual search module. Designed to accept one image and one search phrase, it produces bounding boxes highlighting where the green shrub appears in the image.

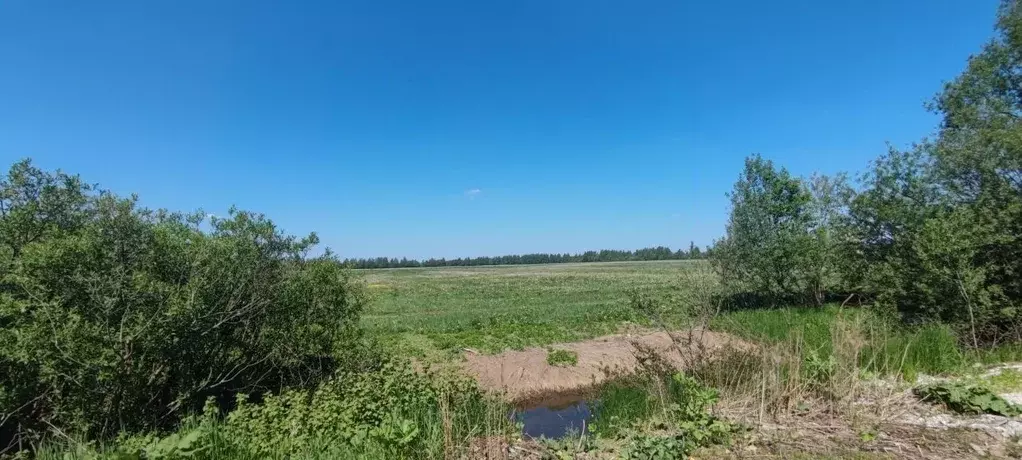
[712,156,853,307]
[220,361,464,458]
[37,360,510,460]
[0,160,370,448]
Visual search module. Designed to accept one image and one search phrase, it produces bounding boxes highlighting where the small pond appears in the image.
[516,398,596,439]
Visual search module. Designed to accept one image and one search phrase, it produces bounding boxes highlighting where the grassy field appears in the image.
[362,259,1022,373]
[361,260,700,356]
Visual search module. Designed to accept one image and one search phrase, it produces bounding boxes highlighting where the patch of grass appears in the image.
[361,261,701,354]
[971,342,1022,365]
[591,381,653,436]
[711,306,975,377]
[546,348,578,367]
[711,306,839,354]
[984,368,1022,392]
[588,372,739,459]
[863,322,965,376]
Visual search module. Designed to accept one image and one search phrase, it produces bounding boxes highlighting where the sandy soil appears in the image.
[462,328,749,406]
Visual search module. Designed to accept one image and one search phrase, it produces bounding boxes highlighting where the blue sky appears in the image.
[0,0,1002,259]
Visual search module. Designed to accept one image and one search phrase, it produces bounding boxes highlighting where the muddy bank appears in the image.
[462,328,749,405]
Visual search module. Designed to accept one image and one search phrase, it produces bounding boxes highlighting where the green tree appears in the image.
[0,160,369,448]
[846,0,1022,342]
[931,0,1022,323]
[714,155,818,303]
[805,172,855,304]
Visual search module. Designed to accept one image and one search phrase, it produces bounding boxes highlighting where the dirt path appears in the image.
[462,328,749,405]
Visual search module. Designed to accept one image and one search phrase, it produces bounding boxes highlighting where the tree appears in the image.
[931,0,1022,323]
[713,155,819,303]
[0,160,369,447]
[845,0,1022,340]
[805,172,855,304]
[688,241,701,259]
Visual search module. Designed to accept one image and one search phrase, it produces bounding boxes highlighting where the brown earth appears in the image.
[462,328,750,406]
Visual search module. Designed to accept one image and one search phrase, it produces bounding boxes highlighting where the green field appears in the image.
[362,260,1022,374]
[361,260,701,355]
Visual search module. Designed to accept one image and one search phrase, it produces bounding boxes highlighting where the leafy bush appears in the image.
[0,160,370,449]
[914,382,1022,417]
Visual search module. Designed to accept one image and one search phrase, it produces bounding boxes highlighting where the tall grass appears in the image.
[711,305,990,377]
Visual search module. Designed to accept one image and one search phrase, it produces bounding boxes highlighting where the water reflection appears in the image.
[517,399,594,439]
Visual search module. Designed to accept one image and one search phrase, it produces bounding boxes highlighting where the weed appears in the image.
[601,373,738,460]
[546,349,579,367]
[914,382,1022,416]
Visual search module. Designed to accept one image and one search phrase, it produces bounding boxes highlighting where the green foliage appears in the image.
[108,425,211,460]
[0,160,370,449]
[845,1,1022,342]
[621,433,688,460]
[220,360,494,458]
[914,382,1022,416]
[803,349,837,387]
[536,432,596,459]
[710,0,1022,335]
[866,323,965,375]
[846,146,1004,340]
[37,361,510,460]
[609,374,738,460]
[712,306,973,377]
[714,155,852,306]
[592,373,738,460]
[545,349,578,367]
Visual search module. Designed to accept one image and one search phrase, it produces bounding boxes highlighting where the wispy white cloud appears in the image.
[464,188,482,199]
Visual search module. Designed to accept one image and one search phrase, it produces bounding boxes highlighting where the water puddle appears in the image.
[516,396,596,439]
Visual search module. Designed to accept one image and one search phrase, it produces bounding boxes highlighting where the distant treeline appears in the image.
[344,244,710,269]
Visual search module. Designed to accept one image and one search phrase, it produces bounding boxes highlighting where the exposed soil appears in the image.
[462,328,751,406]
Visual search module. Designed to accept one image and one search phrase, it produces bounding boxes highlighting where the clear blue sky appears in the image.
[0,0,1001,259]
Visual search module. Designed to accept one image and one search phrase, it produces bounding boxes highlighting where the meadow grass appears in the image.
[709,305,1018,376]
[362,260,1022,375]
[361,260,701,355]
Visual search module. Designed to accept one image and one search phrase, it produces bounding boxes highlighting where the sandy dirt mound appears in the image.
[463,329,748,405]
